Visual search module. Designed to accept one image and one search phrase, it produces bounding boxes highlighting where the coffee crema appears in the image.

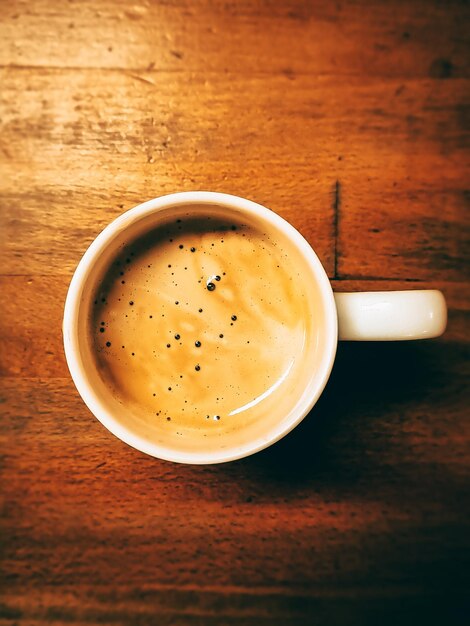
[90,212,315,444]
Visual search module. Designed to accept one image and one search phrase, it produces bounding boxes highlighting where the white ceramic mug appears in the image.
[63,192,447,464]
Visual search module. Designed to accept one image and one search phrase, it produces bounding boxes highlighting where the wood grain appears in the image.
[1,69,468,279]
[1,1,469,624]
[0,67,338,276]
[1,337,469,624]
[1,0,468,78]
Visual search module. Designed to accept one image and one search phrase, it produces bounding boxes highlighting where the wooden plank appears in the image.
[0,588,467,626]
[0,276,68,378]
[1,68,468,280]
[0,0,468,78]
[337,163,470,281]
[0,336,468,622]
[0,67,338,276]
[333,77,470,281]
[0,275,468,379]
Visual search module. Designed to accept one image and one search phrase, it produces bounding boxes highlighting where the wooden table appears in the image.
[1,1,469,624]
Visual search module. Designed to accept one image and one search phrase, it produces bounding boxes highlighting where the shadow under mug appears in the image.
[63,192,447,464]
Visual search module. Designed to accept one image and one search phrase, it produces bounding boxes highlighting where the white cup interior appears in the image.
[63,192,338,463]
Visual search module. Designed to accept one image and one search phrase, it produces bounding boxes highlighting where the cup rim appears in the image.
[63,191,338,464]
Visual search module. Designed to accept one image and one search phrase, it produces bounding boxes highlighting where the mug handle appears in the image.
[334,290,447,341]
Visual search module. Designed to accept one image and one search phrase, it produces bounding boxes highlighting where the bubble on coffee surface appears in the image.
[90,212,311,440]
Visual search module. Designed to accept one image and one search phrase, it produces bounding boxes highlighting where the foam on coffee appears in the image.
[89,210,321,450]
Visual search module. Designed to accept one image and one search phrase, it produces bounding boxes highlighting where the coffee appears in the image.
[89,209,319,449]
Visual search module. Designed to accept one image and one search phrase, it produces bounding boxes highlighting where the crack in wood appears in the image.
[333,180,341,279]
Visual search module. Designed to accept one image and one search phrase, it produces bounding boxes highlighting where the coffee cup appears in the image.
[63,192,447,464]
